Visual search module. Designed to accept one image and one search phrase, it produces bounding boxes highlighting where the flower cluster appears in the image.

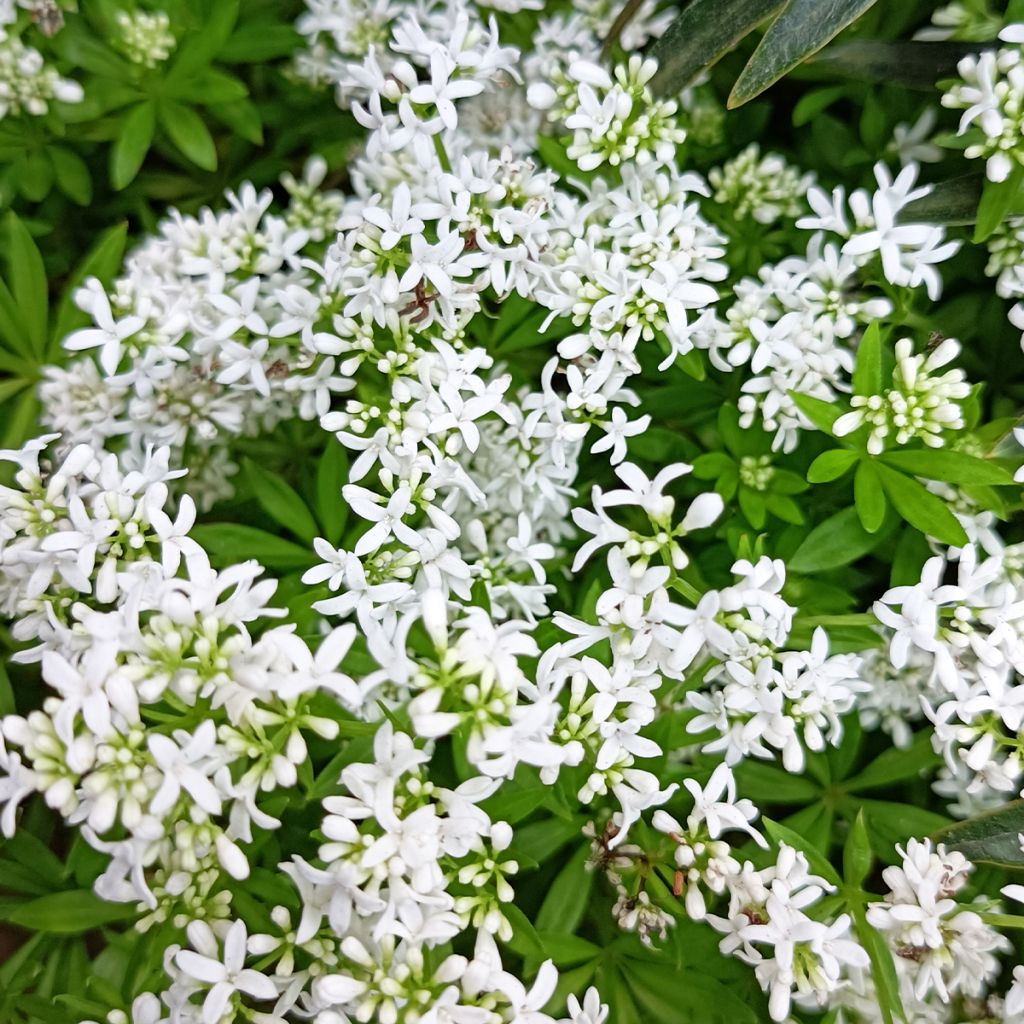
[943,23,1024,184]
[4,2,1024,1024]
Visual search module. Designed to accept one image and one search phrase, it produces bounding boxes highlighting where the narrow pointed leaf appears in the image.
[650,0,786,97]
[932,801,1024,865]
[813,39,993,89]
[729,0,882,108]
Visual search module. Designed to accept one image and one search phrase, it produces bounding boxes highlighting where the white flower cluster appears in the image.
[694,162,959,451]
[943,24,1024,184]
[876,545,1024,802]
[113,9,175,69]
[0,14,81,119]
[986,216,1024,350]
[7,1,1024,1023]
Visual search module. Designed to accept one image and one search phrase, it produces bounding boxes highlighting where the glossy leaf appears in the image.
[815,39,993,89]
[807,448,859,483]
[851,322,882,397]
[877,448,1014,486]
[729,0,882,107]
[874,462,968,546]
[649,0,786,97]
[854,460,886,533]
[933,801,1024,865]
[789,505,889,573]
[974,164,1024,242]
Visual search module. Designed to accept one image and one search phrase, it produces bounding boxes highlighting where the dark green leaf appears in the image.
[649,0,786,97]
[500,902,546,960]
[244,459,319,544]
[730,0,882,107]
[536,844,594,936]
[899,173,984,226]
[815,39,993,89]
[874,462,968,546]
[846,730,941,792]
[932,800,1024,865]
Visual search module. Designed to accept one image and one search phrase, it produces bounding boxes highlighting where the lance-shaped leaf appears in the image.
[729,0,882,108]
[932,801,1024,865]
[649,0,786,98]
[899,174,984,226]
[812,39,993,89]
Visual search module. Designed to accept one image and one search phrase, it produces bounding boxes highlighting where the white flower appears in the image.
[175,919,278,1024]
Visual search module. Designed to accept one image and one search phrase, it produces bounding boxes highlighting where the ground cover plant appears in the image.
[4,1,1024,1022]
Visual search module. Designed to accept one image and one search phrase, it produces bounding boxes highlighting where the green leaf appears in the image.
[815,39,992,89]
[218,23,301,62]
[189,524,313,570]
[932,800,1024,866]
[763,817,842,886]
[169,0,240,77]
[48,146,92,206]
[729,0,882,107]
[789,505,888,573]
[208,98,263,145]
[843,809,872,887]
[315,443,349,545]
[4,212,47,357]
[854,460,886,532]
[852,322,882,397]
[500,902,546,960]
[874,462,968,547]
[536,844,594,936]
[536,933,601,966]
[649,0,786,97]
[244,459,319,544]
[846,730,941,792]
[789,391,841,434]
[52,222,129,351]
[974,164,1024,243]
[110,101,155,190]
[1,890,137,932]
[622,962,761,1024]
[167,68,249,106]
[857,800,949,860]
[807,448,859,483]
[733,760,821,803]
[899,173,984,226]
[851,903,904,1024]
[0,661,13,715]
[159,102,218,171]
[878,448,1014,487]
